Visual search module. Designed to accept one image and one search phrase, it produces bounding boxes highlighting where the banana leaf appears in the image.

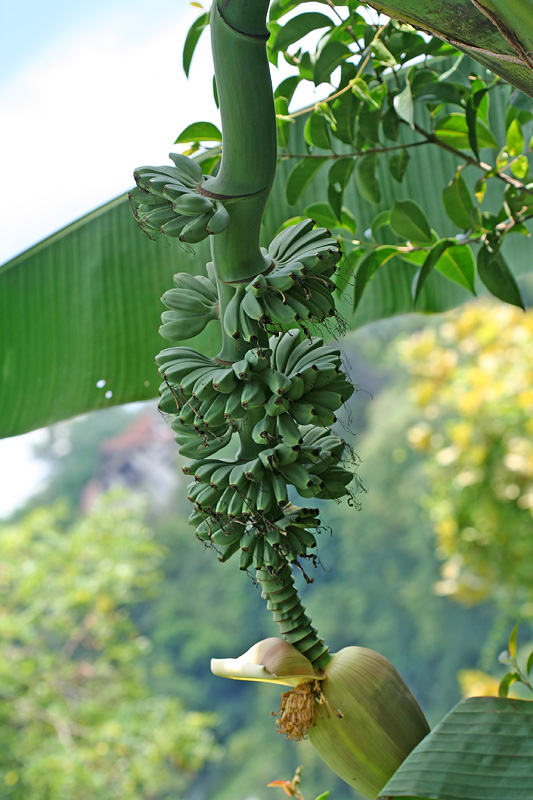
[1,71,532,438]
[368,0,533,98]
[379,696,533,800]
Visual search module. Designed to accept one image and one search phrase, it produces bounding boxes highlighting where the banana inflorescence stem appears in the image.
[257,565,331,670]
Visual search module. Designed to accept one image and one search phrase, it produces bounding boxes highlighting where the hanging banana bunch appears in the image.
[131,0,429,796]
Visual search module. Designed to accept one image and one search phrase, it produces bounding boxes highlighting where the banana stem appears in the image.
[205,0,277,284]
[206,0,331,666]
[257,565,331,670]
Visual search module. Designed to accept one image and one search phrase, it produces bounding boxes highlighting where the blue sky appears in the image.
[0,0,219,265]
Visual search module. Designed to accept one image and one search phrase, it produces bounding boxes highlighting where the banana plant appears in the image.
[130,1,431,796]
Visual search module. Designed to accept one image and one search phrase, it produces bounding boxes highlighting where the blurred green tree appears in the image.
[0,495,219,799]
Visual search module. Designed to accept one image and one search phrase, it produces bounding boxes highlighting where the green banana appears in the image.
[244,458,265,482]
[240,380,267,410]
[160,216,190,238]
[285,335,324,373]
[229,462,248,490]
[268,219,317,261]
[224,388,246,420]
[245,347,271,371]
[217,538,242,563]
[263,293,299,327]
[201,393,228,428]
[239,547,255,571]
[212,367,239,393]
[223,286,245,340]
[270,473,289,507]
[264,394,291,417]
[272,330,301,373]
[252,414,278,444]
[168,151,204,186]
[238,296,260,343]
[276,413,302,446]
[207,202,231,234]
[179,212,213,244]
[159,312,214,341]
[232,359,252,380]
[305,390,344,413]
[173,192,214,216]
[241,289,265,322]
[261,368,292,396]
[209,463,233,491]
[172,272,218,303]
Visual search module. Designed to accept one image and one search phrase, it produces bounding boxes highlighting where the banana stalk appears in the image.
[132,0,430,794]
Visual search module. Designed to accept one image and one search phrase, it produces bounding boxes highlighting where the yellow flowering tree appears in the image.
[399,299,533,615]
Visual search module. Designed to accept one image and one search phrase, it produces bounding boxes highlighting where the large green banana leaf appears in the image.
[379,696,533,800]
[368,0,533,98]
[1,75,532,438]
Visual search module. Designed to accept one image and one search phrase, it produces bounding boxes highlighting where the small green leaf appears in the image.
[371,40,397,66]
[272,12,333,52]
[275,96,292,150]
[304,202,338,230]
[506,118,525,156]
[436,244,476,293]
[442,171,475,229]
[371,209,391,239]
[465,88,488,160]
[304,112,331,149]
[358,106,381,144]
[314,792,332,800]
[477,245,525,309]
[332,91,356,145]
[382,107,400,141]
[389,149,410,182]
[353,246,399,309]
[435,113,498,151]
[393,82,414,128]
[416,81,465,106]
[285,157,328,205]
[328,158,354,219]
[508,622,519,659]
[314,41,351,86]
[274,75,301,104]
[390,199,433,245]
[414,240,453,302]
[355,153,380,204]
[527,649,533,675]
[498,671,519,698]
[174,121,222,145]
[182,12,210,78]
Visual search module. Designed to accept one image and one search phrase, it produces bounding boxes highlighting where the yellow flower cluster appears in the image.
[399,300,533,613]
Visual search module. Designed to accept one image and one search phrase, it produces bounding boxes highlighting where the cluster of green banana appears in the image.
[159,265,220,341]
[221,220,341,338]
[130,152,230,242]
[158,331,353,444]
[184,452,325,571]
[176,414,352,569]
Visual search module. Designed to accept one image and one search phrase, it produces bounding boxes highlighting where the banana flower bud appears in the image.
[211,640,429,799]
